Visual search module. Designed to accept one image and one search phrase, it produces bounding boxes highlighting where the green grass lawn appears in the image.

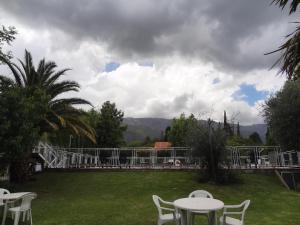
[1,171,300,225]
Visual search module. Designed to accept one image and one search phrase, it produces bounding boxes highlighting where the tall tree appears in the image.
[164,126,171,141]
[0,50,95,142]
[263,80,300,150]
[223,111,233,136]
[94,101,127,147]
[237,122,241,137]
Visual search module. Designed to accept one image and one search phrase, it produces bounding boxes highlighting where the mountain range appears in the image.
[123,117,267,143]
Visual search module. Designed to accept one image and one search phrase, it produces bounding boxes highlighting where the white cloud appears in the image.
[0,3,289,125]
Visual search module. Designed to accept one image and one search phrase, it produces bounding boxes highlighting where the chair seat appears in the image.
[220,216,243,225]
[190,210,210,215]
[8,206,25,212]
[161,213,181,221]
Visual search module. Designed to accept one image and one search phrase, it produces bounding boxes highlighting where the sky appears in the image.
[0,0,297,124]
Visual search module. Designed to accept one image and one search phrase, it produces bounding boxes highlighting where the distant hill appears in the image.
[123,117,267,143]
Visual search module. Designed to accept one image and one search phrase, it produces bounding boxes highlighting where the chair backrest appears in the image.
[241,200,251,222]
[0,188,10,205]
[20,193,37,211]
[188,190,213,199]
[152,195,163,216]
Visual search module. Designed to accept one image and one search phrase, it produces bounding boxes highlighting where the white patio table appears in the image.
[0,192,31,225]
[174,197,224,225]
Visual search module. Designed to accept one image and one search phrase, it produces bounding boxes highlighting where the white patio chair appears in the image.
[9,193,37,225]
[152,195,180,225]
[188,190,214,225]
[220,200,250,225]
[0,188,10,221]
[0,188,10,206]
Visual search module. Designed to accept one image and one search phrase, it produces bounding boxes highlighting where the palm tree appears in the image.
[266,0,300,81]
[0,50,96,143]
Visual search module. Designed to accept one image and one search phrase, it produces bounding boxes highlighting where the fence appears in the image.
[33,143,300,169]
[33,143,197,169]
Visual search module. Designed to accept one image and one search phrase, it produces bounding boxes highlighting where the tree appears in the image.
[223,111,233,136]
[263,80,300,150]
[190,118,231,184]
[0,86,48,182]
[237,122,241,137]
[267,0,300,80]
[265,127,277,146]
[168,114,198,147]
[249,132,263,145]
[164,126,171,141]
[0,24,17,62]
[0,50,95,142]
[94,101,127,147]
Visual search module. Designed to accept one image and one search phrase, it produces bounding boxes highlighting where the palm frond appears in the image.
[272,0,300,14]
[0,55,23,86]
[266,24,300,80]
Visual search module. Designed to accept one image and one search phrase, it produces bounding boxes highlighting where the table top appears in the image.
[174,198,224,211]
[0,192,31,200]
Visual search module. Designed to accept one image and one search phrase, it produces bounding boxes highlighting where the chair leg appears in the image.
[23,211,26,221]
[14,211,20,225]
[1,204,7,225]
[30,210,33,225]
[157,219,163,225]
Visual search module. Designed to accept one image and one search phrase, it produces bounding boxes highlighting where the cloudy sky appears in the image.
[0,0,297,124]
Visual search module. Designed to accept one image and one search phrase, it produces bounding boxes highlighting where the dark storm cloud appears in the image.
[0,0,296,72]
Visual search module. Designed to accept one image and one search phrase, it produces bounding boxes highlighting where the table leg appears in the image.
[209,211,216,225]
[179,209,188,225]
[2,203,7,225]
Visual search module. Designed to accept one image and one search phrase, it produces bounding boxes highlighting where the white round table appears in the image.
[174,198,224,225]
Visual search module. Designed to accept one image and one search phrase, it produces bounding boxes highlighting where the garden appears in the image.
[1,171,300,225]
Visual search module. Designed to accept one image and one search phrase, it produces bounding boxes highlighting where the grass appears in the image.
[1,171,300,225]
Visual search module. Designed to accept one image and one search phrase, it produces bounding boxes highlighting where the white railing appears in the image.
[33,143,299,169]
[33,143,193,169]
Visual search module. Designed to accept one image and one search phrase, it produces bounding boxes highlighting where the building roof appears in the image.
[154,142,172,150]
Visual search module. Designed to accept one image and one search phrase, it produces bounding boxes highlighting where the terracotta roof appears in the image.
[154,142,172,150]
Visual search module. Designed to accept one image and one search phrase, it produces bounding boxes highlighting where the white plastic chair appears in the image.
[9,193,37,225]
[0,188,10,223]
[152,195,180,225]
[220,200,250,225]
[0,188,10,206]
[188,190,214,225]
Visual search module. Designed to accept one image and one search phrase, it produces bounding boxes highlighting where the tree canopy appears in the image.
[92,101,127,147]
[263,80,300,150]
[0,50,95,143]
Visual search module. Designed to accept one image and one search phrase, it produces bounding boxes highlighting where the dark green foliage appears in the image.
[93,101,127,147]
[249,132,263,145]
[263,80,300,150]
[223,111,233,136]
[168,114,198,147]
[0,50,95,142]
[265,127,277,145]
[0,24,17,62]
[164,126,171,141]
[191,120,232,184]
[0,86,48,182]
[237,122,241,137]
